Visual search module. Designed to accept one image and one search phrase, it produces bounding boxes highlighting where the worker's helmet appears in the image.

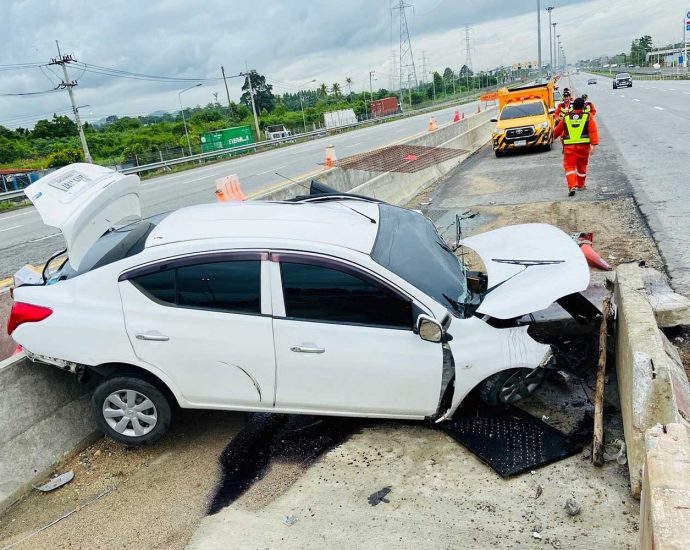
[581,93,588,100]
[562,90,571,98]
[573,97,585,110]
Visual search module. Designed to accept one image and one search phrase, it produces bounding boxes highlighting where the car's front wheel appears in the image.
[91,376,172,445]
[479,367,546,405]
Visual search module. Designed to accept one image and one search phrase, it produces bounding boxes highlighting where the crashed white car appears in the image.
[9,164,594,444]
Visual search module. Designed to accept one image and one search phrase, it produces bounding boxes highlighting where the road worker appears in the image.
[581,93,597,116]
[553,96,599,197]
[554,89,572,120]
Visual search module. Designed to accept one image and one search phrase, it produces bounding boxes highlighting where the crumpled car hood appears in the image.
[462,223,589,319]
[24,163,141,271]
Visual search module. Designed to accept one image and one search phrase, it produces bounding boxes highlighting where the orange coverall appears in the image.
[553,110,599,190]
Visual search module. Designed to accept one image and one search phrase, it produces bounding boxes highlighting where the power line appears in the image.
[0,88,59,97]
[71,62,225,83]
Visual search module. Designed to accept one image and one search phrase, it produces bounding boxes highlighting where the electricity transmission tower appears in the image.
[462,24,473,89]
[393,0,418,101]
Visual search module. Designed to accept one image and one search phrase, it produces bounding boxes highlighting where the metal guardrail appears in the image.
[0,189,27,201]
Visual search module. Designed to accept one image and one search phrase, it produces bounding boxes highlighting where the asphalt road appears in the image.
[0,99,479,280]
[570,72,690,294]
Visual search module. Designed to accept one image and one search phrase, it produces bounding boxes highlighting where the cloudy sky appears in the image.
[0,0,686,128]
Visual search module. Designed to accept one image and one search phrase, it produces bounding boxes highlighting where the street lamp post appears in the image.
[546,7,554,75]
[552,23,558,73]
[537,0,543,80]
[297,79,317,134]
[179,83,201,157]
[556,34,561,71]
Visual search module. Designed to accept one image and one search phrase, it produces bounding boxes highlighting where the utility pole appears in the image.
[220,65,235,121]
[241,69,261,141]
[464,24,472,90]
[369,69,375,104]
[537,0,543,80]
[421,51,427,85]
[546,7,554,75]
[49,41,92,163]
[556,34,561,71]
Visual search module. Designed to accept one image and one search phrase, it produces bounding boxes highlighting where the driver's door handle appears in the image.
[290,345,325,354]
[136,332,170,342]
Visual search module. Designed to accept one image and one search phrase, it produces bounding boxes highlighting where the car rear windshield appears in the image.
[500,102,545,120]
[58,213,169,279]
[371,204,468,315]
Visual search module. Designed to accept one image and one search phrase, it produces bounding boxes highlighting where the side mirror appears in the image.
[490,117,498,123]
[548,108,556,114]
[416,314,443,343]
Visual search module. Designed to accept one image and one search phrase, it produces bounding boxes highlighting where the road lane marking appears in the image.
[28,232,61,242]
[0,225,23,233]
[0,209,36,221]
[143,175,208,187]
[345,142,363,148]
[256,164,286,176]
[684,92,690,95]
[633,98,640,102]
[654,106,664,110]
[619,94,625,98]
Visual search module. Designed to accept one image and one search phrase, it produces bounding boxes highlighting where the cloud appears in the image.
[0,0,685,127]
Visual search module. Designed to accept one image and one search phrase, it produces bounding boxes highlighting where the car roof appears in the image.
[145,200,381,253]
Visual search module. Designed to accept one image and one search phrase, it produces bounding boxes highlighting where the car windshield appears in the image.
[617,73,630,78]
[500,102,545,120]
[371,204,468,315]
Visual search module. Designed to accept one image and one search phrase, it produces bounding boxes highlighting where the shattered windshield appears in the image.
[371,204,468,315]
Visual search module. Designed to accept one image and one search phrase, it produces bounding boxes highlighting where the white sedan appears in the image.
[9,164,594,444]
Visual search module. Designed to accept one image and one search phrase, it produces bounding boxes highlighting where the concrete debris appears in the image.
[367,486,392,506]
[532,531,543,540]
[565,498,581,516]
[33,470,74,492]
[283,515,298,526]
[535,484,543,499]
[640,267,690,327]
[542,415,550,422]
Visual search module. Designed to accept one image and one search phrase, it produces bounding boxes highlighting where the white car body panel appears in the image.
[445,316,551,416]
[24,164,141,270]
[462,223,589,319]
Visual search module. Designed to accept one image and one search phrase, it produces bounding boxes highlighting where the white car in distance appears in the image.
[8,164,595,444]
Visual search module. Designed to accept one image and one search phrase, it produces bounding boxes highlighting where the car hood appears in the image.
[24,163,141,270]
[462,223,589,319]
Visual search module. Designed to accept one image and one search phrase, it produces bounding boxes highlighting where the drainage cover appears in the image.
[442,405,579,478]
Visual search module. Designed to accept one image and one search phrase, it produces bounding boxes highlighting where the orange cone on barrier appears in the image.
[215,174,247,202]
[325,145,336,167]
[427,117,438,131]
[461,112,465,120]
[580,243,612,271]
[452,111,461,123]
[476,104,481,114]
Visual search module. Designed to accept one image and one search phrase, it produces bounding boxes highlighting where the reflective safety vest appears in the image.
[558,102,572,119]
[563,112,590,145]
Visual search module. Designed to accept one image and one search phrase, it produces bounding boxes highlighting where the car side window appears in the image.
[131,260,261,315]
[280,261,412,329]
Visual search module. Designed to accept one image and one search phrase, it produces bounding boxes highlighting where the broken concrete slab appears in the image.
[641,268,690,328]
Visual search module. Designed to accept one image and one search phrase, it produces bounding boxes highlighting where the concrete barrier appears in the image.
[0,290,15,361]
[255,108,497,205]
[639,423,690,549]
[614,263,688,497]
[0,354,98,513]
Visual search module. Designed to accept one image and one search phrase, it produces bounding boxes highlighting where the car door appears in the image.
[271,253,444,417]
[119,252,276,408]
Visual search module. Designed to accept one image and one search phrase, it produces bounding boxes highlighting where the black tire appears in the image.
[479,367,546,406]
[91,376,172,445]
[494,149,504,157]
[612,84,616,89]
[543,142,552,152]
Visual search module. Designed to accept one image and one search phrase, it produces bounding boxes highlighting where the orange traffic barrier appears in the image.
[427,117,438,131]
[325,145,336,167]
[580,243,612,271]
[215,174,247,202]
[480,92,498,102]
[452,111,461,123]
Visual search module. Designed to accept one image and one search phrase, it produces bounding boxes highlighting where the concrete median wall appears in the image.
[615,263,681,498]
[0,354,97,513]
[255,108,497,205]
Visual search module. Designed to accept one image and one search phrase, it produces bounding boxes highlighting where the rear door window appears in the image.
[130,259,261,314]
[280,261,412,328]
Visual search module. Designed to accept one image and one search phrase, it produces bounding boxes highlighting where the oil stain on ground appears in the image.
[208,413,363,515]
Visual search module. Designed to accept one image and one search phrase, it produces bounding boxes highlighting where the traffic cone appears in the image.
[452,111,461,123]
[230,176,247,200]
[325,145,336,167]
[476,104,481,114]
[427,117,438,131]
[580,243,612,271]
[461,112,465,120]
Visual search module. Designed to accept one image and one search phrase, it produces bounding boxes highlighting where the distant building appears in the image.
[265,124,293,140]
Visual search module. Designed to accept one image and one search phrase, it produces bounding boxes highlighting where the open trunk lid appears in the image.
[462,223,590,319]
[24,163,141,271]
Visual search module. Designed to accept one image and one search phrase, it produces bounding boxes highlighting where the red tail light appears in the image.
[7,302,53,335]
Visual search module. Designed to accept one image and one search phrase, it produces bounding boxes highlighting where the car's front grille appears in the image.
[506,126,535,140]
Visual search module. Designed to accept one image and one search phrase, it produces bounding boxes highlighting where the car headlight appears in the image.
[536,121,549,130]
[494,128,505,135]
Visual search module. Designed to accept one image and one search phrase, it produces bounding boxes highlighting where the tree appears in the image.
[318,83,328,98]
[459,64,473,78]
[331,83,342,97]
[432,72,443,98]
[32,115,77,139]
[241,71,275,113]
[630,35,653,66]
[345,77,353,99]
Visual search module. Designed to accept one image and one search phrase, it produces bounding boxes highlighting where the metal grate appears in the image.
[331,144,467,173]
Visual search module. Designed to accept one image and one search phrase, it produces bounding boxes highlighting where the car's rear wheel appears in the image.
[479,367,546,405]
[92,376,171,445]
